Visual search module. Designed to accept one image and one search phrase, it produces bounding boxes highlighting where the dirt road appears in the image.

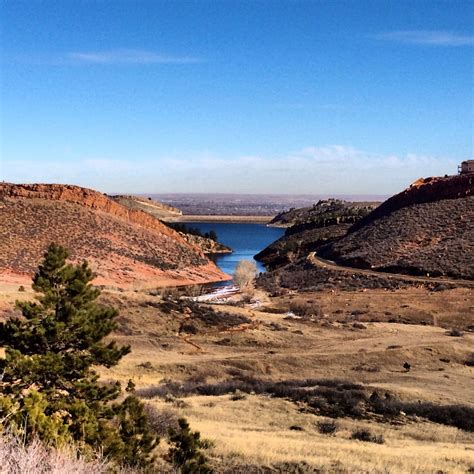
[307,252,474,288]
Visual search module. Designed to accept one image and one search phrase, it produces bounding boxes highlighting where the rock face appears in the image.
[350,175,473,232]
[0,183,230,289]
[320,175,474,279]
[268,199,378,229]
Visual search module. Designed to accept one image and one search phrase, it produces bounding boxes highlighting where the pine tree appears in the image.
[0,243,157,466]
[168,418,212,473]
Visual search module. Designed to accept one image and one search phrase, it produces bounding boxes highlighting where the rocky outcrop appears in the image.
[320,175,474,279]
[350,174,473,232]
[0,183,230,289]
[268,199,378,229]
[0,183,180,238]
[110,195,182,219]
[256,200,377,270]
[178,233,232,255]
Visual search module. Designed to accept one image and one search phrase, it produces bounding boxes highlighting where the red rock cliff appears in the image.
[350,174,473,232]
[0,182,185,243]
[0,183,231,288]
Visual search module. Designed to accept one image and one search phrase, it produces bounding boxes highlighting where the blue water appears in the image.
[182,222,284,277]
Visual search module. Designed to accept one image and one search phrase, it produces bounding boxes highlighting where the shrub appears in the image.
[0,433,108,473]
[138,361,154,370]
[165,223,218,242]
[447,328,464,337]
[230,390,246,401]
[289,425,304,431]
[317,420,338,435]
[143,405,180,437]
[288,301,320,318]
[138,376,474,432]
[465,353,474,367]
[233,260,257,291]
[160,287,180,301]
[369,394,474,432]
[182,285,204,297]
[18,285,25,292]
[351,429,384,444]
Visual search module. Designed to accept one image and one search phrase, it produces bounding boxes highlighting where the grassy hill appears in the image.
[320,175,473,279]
[0,183,229,289]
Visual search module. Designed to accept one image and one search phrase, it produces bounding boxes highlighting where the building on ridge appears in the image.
[458,160,474,175]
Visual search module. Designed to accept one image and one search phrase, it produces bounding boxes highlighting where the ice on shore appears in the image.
[192,285,239,303]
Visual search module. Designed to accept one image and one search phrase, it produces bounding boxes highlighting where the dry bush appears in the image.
[160,287,180,300]
[317,420,338,435]
[181,285,204,297]
[143,404,180,437]
[351,428,384,444]
[288,301,321,318]
[160,300,250,331]
[0,434,108,473]
[139,377,474,432]
[234,260,258,291]
[465,353,474,367]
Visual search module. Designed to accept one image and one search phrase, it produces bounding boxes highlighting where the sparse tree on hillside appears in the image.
[233,260,258,293]
[0,243,157,467]
[207,230,218,242]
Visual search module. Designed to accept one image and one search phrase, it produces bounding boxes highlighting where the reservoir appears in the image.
[182,222,285,276]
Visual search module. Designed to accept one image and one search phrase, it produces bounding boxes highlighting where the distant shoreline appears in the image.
[163,215,274,224]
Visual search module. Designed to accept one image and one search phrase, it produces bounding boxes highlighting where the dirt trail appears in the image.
[307,252,474,288]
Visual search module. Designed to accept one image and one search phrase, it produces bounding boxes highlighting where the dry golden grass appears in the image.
[148,394,474,473]
[1,283,473,471]
[274,287,474,330]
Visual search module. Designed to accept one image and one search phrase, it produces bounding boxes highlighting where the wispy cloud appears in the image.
[68,49,201,65]
[3,146,458,194]
[375,30,474,46]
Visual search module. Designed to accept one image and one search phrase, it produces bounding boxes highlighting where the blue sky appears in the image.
[1,0,472,194]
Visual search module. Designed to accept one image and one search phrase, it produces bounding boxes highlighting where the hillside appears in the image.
[172,231,232,255]
[112,196,232,255]
[320,175,474,279]
[0,183,230,289]
[110,194,182,219]
[268,199,378,228]
[256,200,377,270]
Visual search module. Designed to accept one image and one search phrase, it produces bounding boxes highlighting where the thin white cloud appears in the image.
[68,49,201,64]
[375,30,474,46]
[3,146,459,195]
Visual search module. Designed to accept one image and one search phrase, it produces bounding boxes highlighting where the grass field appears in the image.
[1,282,473,472]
